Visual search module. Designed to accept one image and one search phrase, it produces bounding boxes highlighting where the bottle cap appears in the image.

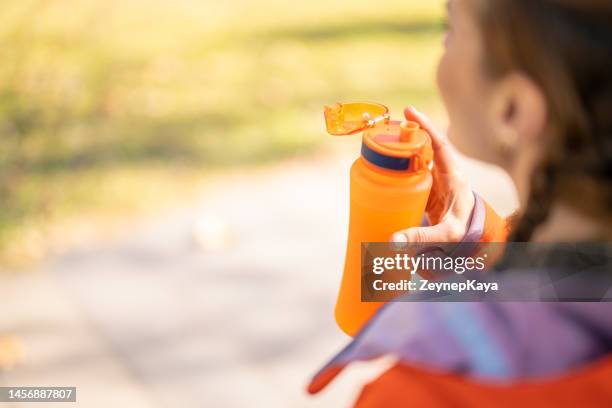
[324,102,433,172]
[324,102,390,136]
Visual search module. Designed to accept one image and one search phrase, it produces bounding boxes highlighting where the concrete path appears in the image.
[0,147,517,408]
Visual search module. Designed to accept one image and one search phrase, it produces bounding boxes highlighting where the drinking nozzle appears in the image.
[399,120,419,142]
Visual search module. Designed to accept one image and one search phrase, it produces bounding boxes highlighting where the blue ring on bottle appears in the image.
[361,142,411,171]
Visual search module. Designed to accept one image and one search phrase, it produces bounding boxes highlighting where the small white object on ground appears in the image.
[192,213,232,251]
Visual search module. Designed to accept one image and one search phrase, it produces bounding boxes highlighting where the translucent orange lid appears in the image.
[324,102,434,172]
[324,102,390,136]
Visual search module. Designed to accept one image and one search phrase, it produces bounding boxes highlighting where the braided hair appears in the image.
[475,0,612,241]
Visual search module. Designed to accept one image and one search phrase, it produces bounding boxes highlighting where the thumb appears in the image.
[391,223,450,245]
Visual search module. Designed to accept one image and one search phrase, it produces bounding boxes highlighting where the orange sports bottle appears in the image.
[324,102,434,336]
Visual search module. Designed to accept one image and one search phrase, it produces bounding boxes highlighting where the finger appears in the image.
[404,106,457,172]
[403,106,445,141]
[391,222,459,245]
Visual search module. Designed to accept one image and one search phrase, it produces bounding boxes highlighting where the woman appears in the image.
[308,0,612,406]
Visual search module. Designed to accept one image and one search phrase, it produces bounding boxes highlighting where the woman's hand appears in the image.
[391,107,475,244]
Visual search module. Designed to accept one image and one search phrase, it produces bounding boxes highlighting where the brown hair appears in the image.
[474,0,612,240]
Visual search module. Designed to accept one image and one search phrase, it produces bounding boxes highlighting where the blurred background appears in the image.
[0,0,516,406]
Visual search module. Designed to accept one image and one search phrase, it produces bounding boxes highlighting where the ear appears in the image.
[490,72,548,148]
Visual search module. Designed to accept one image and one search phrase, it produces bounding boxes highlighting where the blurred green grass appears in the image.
[0,0,445,263]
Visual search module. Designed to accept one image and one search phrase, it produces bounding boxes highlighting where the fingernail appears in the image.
[391,233,408,250]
